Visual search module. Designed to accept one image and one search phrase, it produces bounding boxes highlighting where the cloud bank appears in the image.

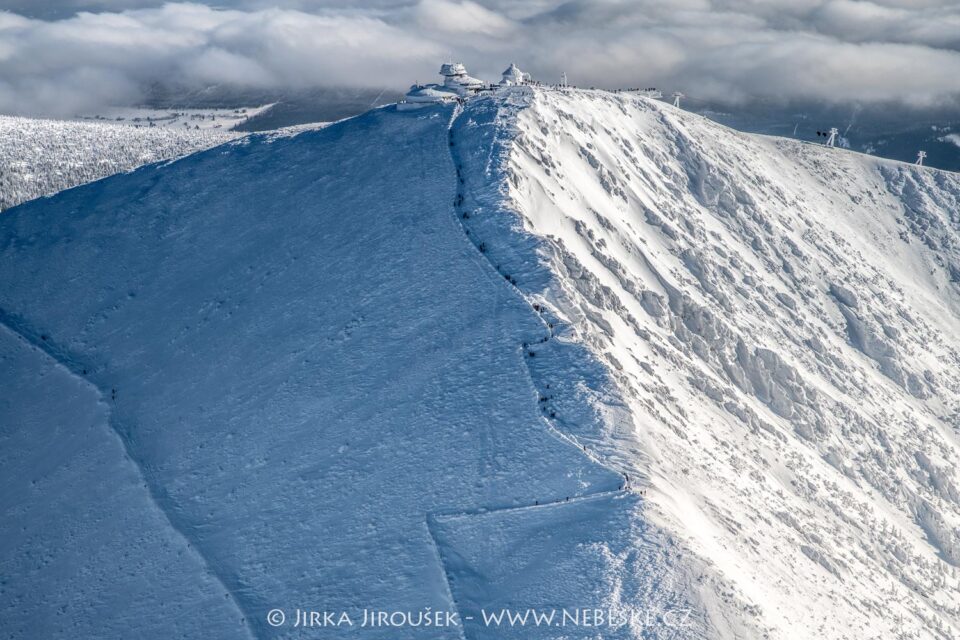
[0,0,958,116]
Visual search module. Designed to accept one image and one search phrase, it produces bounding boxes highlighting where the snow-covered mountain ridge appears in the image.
[467,87,960,639]
[1,87,959,639]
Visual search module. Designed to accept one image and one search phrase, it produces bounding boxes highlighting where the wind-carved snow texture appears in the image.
[500,87,960,639]
[0,102,700,639]
[434,96,711,639]
[2,88,960,640]
[0,115,237,211]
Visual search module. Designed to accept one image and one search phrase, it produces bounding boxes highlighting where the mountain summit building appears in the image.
[399,62,530,110]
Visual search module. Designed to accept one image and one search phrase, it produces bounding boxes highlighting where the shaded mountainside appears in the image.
[1,87,960,640]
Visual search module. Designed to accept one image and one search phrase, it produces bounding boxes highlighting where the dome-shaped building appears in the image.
[397,84,459,111]
[439,62,467,77]
[440,62,485,95]
[398,62,488,110]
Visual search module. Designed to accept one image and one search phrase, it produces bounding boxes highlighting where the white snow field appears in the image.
[1,87,959,640]
[0,115,238,211]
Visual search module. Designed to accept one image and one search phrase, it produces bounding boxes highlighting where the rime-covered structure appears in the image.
[499,63,530,87]
[440,62,485,94]
[398,84,460,109]
[399,62,489,110]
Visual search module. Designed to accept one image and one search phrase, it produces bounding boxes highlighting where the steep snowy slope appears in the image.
[0,104,700,639]
[453,87,960,639]
[0,115,237,211]
[2,87,959,640]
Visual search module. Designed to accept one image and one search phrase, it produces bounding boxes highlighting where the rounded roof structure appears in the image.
[440,62,468,77]
[444,74,484,89]
[404,84,458,103]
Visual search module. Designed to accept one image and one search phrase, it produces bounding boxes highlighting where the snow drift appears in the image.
[1,87,959,639]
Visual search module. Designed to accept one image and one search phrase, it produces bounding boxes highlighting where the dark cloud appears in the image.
[0,0,958,116]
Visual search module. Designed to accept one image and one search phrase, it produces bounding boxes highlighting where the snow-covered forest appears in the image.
[0,115,237,211]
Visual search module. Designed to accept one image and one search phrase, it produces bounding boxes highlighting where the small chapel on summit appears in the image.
[499,63,531,87]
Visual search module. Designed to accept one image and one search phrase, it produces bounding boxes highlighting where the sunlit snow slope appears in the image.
[467,88,960,639]
[2,87,959,640]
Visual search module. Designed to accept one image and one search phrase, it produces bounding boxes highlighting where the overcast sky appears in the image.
[0,0,958,116]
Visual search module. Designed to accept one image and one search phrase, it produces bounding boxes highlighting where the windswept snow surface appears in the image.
[0,325,250,639]
[0,105,699,639]
[2,87,960,640]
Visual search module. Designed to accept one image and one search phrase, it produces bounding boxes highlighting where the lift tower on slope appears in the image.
[672,92,685,108]
[916,150,927,166]
[825,127,838,148]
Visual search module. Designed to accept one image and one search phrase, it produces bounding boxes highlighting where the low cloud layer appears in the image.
[1,0,958,116]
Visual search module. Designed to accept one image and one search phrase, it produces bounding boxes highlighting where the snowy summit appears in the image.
[400,61,531,110]
[1,83,959,640]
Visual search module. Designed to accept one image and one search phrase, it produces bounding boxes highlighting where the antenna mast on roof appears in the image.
[915,150,927,166]
[672,92,684,108]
